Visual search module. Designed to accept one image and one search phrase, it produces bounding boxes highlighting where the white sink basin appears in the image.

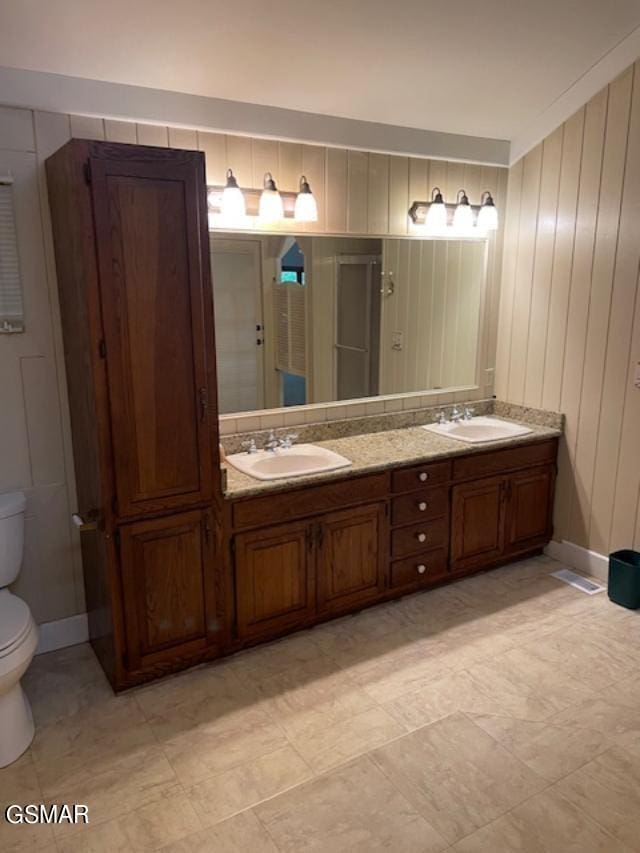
[422,416,533,444]
[226,444,352,481]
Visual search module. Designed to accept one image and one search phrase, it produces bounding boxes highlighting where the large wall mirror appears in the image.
[210,233,488,415]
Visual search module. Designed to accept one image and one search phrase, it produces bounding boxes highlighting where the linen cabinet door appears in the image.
[451,475,506,573]
[506,465,555,553]
[90,149,217,518]
[119,509,219,673]
[317,503,387,615]
[234,521,315,640]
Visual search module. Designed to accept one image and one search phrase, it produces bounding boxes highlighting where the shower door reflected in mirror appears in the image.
[210,233,487,415]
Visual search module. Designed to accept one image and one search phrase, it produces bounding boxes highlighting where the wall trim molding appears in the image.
[545,539,609,583]
[36,612,89,655]
[510,25,640,164]
[0,65,510,167]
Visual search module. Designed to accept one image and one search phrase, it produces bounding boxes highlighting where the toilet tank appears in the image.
[0,492,26,587]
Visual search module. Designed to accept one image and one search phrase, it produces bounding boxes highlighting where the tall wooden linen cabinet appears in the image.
[46,140,225,690]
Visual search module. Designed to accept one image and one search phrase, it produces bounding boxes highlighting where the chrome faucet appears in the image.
[450,406,463,422]
[264,430,280,453]
[463,405,475,421]
[278,432,298,450]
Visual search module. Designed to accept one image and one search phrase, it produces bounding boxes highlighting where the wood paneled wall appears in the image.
[496,61,640,555]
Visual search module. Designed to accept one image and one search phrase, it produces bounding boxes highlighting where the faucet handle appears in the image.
[241,438,258,454]
[450,405,462,421]
[435,411,448,425]
[463,405,475,420]
[279,432,298,449]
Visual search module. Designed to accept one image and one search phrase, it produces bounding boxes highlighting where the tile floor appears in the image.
[3,555,640,852]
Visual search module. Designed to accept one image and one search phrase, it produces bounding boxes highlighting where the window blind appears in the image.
[275,284,306,377]
[0,179,25,333]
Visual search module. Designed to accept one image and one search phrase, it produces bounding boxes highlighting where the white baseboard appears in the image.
[544,539,609,583]
[36,612,89,655]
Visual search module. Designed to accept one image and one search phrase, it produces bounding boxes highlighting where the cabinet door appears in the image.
[317,503,386,615]
[234,521,314,640]
[119,509,219,672]
[506,466,555,553]
[451,475,506,573]
[90,150,217,517]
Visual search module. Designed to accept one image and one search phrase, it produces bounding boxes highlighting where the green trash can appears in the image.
[608,550,640,610]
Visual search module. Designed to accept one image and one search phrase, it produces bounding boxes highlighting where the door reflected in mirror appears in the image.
[210,233,487,415]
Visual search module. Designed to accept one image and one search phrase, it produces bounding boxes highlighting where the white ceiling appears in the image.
[1,0,640,143]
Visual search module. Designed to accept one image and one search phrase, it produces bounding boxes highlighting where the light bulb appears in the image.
[424,187,447,232]
[294,175,318,222]
[220,169,246,225]
[259,172,284,223]
[453,189,473,232]
[477,191,498,231]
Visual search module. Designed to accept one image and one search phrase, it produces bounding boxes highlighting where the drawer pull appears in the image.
[417,564,427,574]
[419,472,429,482]
[417,532,427,543]
[418,501,428,512]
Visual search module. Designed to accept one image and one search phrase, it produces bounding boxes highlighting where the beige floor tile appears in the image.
[287,705,404,773]
[599,671,640,709]
[51,745,180,839]
[382,671,514,731]
[554,745,640,850]
[134,660,256,719]
[186,745,311,826]
[158,810,279,853]
[33,717,158,798]
[453,788,630,853]
[469,712,611,781]
[161,715,290,786]
[55,789,202,852]
[518,625,639,690]
[0,754,55,853]
[255,755,448,852]
[550,694,640,751]
[372,712,546,844]
[230,633,334,683]
[467,646,595,721]
[22,643,113,727]
[350,643,453,703]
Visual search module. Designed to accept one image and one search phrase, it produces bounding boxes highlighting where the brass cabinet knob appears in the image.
[419,472,429,482]
[417,564,427,574]
[417,532,427,543]
[418,501,428,511]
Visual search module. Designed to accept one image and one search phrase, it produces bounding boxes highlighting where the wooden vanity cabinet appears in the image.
[46,140,224,690]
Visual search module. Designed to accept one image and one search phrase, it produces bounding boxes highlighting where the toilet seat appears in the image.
[0,593,33,659]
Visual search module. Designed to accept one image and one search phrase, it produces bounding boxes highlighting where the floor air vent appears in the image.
[550,568,606,595]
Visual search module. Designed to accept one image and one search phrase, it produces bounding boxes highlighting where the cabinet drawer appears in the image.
[391,460,451,494]
[232,472,389,529]
[391,486,448,526]
[390,549,448,589]
[452,439,558,481]
[391,517,448,557]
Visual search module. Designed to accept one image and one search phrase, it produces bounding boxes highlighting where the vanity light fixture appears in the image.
[293,175,318,222]
[259,172,284,223]
[476,190,499,231]
[220,168,246,225]
[452,189,474,231]
[424,187,448,232]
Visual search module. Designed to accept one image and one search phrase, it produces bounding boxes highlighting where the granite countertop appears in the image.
[223,416,561,499]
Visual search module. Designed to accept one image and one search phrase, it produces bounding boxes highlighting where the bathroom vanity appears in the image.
[45,138,559,691]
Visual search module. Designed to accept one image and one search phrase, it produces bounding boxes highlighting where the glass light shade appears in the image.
[220,185,246,224]
[452,201,474,231]
[425,198,447,231]
[294,176,318,222]
[258,173,284,223]
[477,202,499,231]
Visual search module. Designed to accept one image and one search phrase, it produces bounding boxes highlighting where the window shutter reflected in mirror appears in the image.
[0,179,25,333]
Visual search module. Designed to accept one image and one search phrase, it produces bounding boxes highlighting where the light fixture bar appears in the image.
[208,185,299,218]
[409,199,484,226]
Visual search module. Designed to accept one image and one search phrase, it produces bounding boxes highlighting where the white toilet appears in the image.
[0,492,38,767]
